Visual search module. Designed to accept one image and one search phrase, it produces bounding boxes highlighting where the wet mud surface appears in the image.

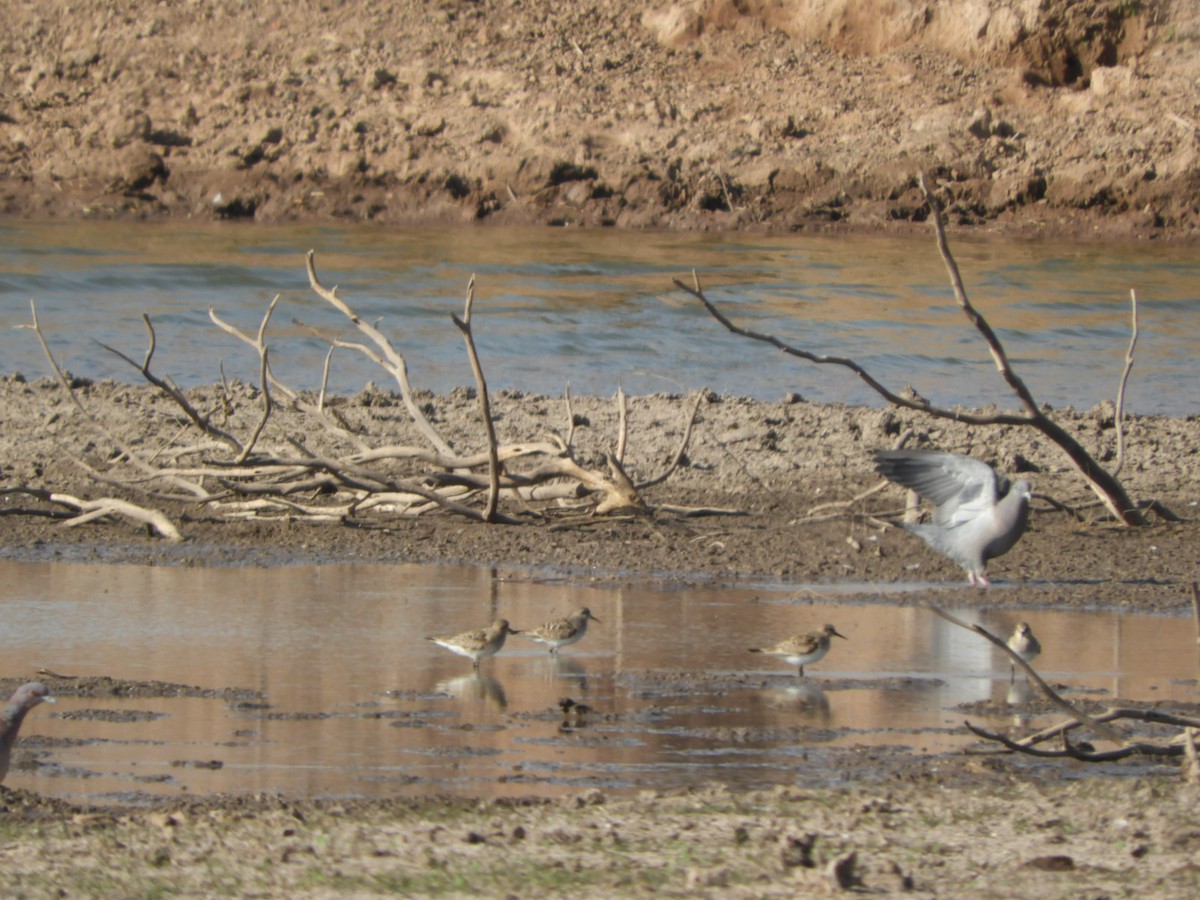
[0,304,1197,895]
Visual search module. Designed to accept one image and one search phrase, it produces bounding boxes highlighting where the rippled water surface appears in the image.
[2,561,1193,804]
[1,220,1196,413]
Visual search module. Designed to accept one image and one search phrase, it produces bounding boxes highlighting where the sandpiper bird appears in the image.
[1006,621,1041,682]
[873,448,1032,587]
[749,624,847,676]
[0,682,55,784]
[426,619,512,669]
[516,607,598,655]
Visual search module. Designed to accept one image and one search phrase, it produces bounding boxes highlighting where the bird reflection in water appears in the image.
[536,652,589,687]
[777,679,832,718]
[435,672,507,710]
[558,696,594,733]
[1005,678,1037,724]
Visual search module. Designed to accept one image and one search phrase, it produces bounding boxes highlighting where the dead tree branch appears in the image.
[22,256,711,535]
[96,313,243,453]
[451,275,501,522]
[928,604,1125,744]
[931,604,1200,766]
[305,249,454,457]
[1112,289,1138,478]
[19,301,207,502]
[235,297,278,464]
[1,487,182,542]
[679,173,1147,525]
[920,173,1142,524]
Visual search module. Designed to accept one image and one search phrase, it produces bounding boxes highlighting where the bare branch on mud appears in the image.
[928,605,1125,743]
[236,297,279,464]
[1112,289,1138,478]
[1192,582,1200,689]
[209,306,370,453]
[20,255,716,537]
[637,390,706,490]
[95,313,243,453]
[451,275,501,522]
[615,385,629,464]
[20,301,207,501]
[1,487,182,541]
[680,173,1157,526]
[305,249,455,457]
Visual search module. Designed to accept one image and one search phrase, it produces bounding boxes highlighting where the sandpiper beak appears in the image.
[830,627,848,640]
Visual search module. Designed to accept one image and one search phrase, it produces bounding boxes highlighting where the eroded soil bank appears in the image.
[2,0,1199,240]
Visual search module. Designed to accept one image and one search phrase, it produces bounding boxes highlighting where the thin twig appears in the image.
[95,313,243,452]
[306,249,454,457]
[1192,582,1200,691]
[927,604,1125,744]
[319,343,336,413]
[637,390,706,490]
[1112,289,1138,478]
[451,275,501,522]
[615,385,628,465]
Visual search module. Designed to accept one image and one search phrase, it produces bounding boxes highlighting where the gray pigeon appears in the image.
[0,682,55,784]
[874,449,1031,587]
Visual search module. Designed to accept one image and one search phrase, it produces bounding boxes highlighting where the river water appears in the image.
[1,220,1196,413]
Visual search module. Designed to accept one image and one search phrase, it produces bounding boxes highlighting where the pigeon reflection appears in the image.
[435,672,507,710]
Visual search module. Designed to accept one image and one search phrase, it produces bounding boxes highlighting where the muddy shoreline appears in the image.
[2,377,1197,611]
[1,382,1197,896]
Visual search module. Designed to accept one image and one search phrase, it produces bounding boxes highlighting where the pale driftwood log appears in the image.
[678,172,1152,526]
[2,487,182,541]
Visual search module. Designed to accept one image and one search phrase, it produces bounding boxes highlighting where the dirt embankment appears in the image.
[1,0,1198,238]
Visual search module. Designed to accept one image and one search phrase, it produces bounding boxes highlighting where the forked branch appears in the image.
[680,172,1145,525]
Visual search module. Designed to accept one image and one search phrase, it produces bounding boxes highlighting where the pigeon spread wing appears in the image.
[874,449,1003,528]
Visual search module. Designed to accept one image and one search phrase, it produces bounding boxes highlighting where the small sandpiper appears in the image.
[1006,621,1041,681]
[426,619,512,669]
[749,623,847,676]
[515,607,598,655]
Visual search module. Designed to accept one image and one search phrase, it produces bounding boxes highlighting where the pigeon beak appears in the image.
[43,696,57,704]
